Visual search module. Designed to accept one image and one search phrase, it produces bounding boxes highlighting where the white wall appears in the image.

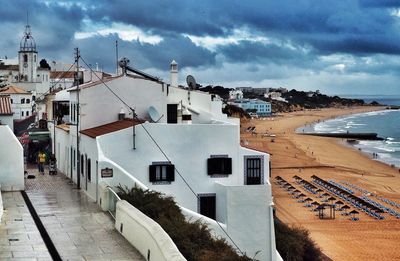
[116,200,186,261]
[0,125,24,191]
[70,76,168,130]
[0,115,14,131]
[220,183,277,261]
[0,189,3,222]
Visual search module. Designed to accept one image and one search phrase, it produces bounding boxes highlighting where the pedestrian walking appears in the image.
[37,151,46,174]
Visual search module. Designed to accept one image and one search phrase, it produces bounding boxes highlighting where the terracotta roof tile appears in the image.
[0,64,18,71]
[0,86,30,94]
[50,71,76,79]
[80,119,142,138]
[0,96,13,115]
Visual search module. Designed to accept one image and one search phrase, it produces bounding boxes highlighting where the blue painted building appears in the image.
[229,99,272,116]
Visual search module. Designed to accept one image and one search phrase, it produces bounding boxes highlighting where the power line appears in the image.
[78,54,245,256]
[35,61,77,101]
[79,56,134,112]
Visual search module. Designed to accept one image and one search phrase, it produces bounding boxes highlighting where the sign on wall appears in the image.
[101,167,113,178]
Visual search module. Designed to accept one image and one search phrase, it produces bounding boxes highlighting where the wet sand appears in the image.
[241,107,400,261]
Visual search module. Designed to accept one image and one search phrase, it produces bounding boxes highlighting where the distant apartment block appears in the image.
[229,98,272,116]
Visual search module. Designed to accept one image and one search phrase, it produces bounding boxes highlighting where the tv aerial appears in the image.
[186,75,197,90]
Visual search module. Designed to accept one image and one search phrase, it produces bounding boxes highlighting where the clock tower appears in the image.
[18,23,38,82]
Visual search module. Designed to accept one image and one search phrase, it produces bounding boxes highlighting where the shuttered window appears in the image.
[149,164,175,182]
[207,157,232,175]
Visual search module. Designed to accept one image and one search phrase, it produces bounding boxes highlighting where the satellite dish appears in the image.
[148,106,163,122]
[186,75,197,90]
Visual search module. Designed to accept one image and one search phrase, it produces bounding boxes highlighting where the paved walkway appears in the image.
[23,168,144,261]
[0,191,52,260]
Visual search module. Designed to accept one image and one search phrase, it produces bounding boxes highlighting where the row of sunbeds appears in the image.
[312,176,385,220]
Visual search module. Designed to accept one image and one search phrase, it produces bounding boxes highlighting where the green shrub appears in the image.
[274,219,323,261]
[117,186,251,261]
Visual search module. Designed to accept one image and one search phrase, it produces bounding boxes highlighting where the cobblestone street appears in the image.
[0,167,144,261]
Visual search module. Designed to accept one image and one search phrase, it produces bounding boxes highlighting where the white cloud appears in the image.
[74,20,163,44]
[184,27,270,51]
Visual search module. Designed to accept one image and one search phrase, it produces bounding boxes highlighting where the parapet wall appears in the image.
[0,126,24,191]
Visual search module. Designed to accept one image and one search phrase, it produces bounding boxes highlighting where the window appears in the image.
[26,98,30,103]
[198,194,216,220]
[21,98,25,104]
[10,99,13,104]
[73,150,76,169]
[87,158,91,181]
[21,111,24,117]
[81,154,85,175]
[167,104,178,124]
[207,157,232,175]
[23,54,28,63]
[32,95,35,101]
[149,163,175,183]
[26,111,29,116]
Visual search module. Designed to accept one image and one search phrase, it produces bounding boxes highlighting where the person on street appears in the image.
[37,151,46,174]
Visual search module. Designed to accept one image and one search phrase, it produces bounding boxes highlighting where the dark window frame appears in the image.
[149,162,175,183]
[207,156,232,176]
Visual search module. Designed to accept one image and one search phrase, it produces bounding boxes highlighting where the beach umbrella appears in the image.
[275,176,282,180]
[349,210,360,221]
[311,201,320,206]
[316,189,323,193]
[322,193,330,198]
[305,198,313,202]
[293,190,300,194]
[328,196,336,201]
[375,209,384,213]
[298,193,306,198]
[341,205,350,215]
[335,200,344,205]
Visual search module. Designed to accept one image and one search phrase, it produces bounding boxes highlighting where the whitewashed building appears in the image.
[0,96,14,129]
[229,98,272,116]
[53,60,280,261]
[0,86,33,120]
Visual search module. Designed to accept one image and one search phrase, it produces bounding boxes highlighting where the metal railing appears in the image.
[107,187,121,219]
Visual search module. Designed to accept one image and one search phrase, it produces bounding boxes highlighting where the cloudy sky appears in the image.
[1,0,400,95]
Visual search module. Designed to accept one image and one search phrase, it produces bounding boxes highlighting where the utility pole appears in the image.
[116,40,119,75]
[75,47,81,189]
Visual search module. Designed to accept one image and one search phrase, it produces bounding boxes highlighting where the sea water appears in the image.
[308,109,400,168]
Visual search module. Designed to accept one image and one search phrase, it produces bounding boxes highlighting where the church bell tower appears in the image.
[18,23,38,82]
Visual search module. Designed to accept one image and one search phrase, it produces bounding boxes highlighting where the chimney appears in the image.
[118,108,126,120]
[170,60,178,87]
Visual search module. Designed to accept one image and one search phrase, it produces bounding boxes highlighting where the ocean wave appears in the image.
[386,137,395,141]
[375,147,396,152]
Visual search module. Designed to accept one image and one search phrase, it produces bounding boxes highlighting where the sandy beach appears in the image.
[241,107,400,261]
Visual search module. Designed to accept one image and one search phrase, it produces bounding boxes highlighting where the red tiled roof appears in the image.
[80,119,142,138]
[0,64,18,71]
[0,86,30,94]
[68,76,121,91]
[50,71,76,79]
[0,96,13,115]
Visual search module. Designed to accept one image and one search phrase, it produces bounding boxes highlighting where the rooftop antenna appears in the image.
[186,75,197,90]
[186,75,197,105]
[116,40,119,75]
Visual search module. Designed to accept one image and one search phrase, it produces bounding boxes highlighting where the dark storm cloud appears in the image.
[2,0,400,93]
[218,40,311,64]
[74,34,215,71]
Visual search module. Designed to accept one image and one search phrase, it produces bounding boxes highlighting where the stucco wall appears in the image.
[0,125,24,191]
[97,122,263,214]
[70,76,168,130]
[0,189,3,222]
[116,200,186,261]
[0,115,14,130]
